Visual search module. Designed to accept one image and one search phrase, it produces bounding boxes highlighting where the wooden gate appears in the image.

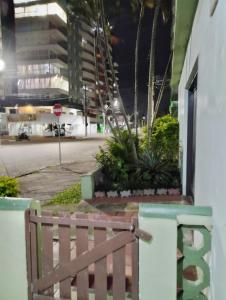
[25,210,149,300]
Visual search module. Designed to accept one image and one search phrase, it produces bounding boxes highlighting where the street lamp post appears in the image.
[83,85,88,137]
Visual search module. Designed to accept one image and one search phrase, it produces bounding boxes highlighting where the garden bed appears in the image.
[81,117,185,205]
[81,168,189,205]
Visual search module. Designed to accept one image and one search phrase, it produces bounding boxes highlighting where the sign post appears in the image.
[53,103,62,165]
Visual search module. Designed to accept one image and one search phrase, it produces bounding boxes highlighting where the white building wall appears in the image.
[178,1,226,298]
[8,113,97,137]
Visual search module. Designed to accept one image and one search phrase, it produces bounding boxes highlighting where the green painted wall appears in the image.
[171,0,198,97]
[0,198,40,300]
[139,215,177,300]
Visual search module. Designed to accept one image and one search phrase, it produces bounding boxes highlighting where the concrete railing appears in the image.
[139,204,212,300]
[0,199,212,300]
[0,198,41,300]
[81,168,103,200]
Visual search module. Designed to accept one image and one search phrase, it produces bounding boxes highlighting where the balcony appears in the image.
[15,2,67,25]
[17,43,68,56]
[17,75,69,94]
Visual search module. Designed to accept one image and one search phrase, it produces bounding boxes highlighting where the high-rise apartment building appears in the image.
[0,1,120,136]
[0,0,17,99]
[68,18,103,121]
[68,16,119,122]
[14,0,69,98]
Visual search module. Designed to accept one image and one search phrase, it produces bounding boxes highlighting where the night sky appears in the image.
[110,0,172,117]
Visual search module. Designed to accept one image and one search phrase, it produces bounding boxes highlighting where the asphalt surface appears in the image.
[0,136,106,177]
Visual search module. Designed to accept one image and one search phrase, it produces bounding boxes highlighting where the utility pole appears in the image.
[83,84,88,137]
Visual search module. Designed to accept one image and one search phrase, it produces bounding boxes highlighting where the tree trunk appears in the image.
[99,0,138,162]
[147,0,161,147]
[134,1,144,137]
[151,52,172,129]
[94,17,120,139]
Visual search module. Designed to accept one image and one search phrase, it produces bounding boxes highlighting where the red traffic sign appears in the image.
[53,103,62,117]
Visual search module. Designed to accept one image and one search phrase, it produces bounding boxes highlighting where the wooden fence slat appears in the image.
[113,229,126,300]
[59,213,71,299]
[30,210,38,293]
[30,215,132,230]
[33,295,69,300]
[132,219,139,300]
[42,211,54,296]
[76,214,89,300]
[94,228,107,300]
[25,210,32,300]
[35,231,134,292]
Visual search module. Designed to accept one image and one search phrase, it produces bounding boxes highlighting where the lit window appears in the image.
[15,3,67,23]
[14,0,39,3]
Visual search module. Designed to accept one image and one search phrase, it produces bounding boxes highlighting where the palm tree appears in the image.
[99,0,138,162]
[145,0,170,146]
[67,0,121,137]
[151,52,172,129]
[146,0,161,146]
[133,0,145,137]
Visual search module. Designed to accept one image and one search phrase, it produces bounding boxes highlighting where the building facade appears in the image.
[0,0,119,136]
[171,0,226,298]
[14,0,69,98]
[0,0,17,99]
[68,16,119,125]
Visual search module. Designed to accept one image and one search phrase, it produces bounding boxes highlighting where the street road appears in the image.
[0,136,106,177]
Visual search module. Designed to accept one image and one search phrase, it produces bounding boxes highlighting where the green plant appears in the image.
[0,176,19,197]
[96,130,139,190]
[49,183,82,205]
[96,125,181,191]
[141,115,179,163]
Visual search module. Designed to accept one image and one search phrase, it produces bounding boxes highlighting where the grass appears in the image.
[44,182,139,215]
[47,183,82,205]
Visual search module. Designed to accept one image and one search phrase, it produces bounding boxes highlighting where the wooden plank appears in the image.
[113,229,126,300]
[59,213,71,299]
[35,231,134,292]
[76,214,89,300]
[33,295,69,300]
[30,210,38,293]
[42,211,54,296]
[94,227,107,300]
[30,215,132,230]
[25,209,32,300]
[131,219,139,300]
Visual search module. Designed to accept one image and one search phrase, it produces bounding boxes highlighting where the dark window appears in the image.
[186,76,197,199]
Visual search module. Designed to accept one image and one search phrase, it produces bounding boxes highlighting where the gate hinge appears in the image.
[134,228,152,242]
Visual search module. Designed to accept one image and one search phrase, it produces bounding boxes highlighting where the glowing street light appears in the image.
[0,59,5,72]
[113,99,119,108]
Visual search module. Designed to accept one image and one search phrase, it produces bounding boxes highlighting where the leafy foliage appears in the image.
[49,183,82,205]
[96,130,139,190]
[141,115,179,163]
[152,115,179,162]
[96,123,181,191]
[0,176,19,197]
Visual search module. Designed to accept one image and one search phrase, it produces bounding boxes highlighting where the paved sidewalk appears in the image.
[19,160,97,203]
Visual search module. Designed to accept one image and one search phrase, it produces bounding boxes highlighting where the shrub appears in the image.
[96,130,139,191]
[49,183,82,205]
[141,115,179,163]
[0,176,19,197]
[96,124,181,191]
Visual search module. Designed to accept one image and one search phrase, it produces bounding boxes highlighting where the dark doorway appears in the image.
[186,76,197,199]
